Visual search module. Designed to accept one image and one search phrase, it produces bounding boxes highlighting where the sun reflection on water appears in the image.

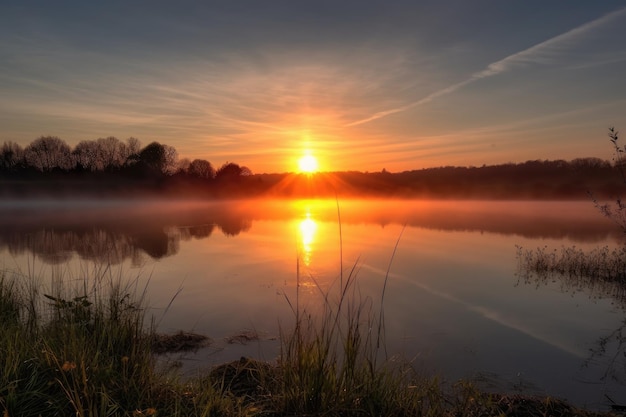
[290,199,341,293]
[298,210,317,266]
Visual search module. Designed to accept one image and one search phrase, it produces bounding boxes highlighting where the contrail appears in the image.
[346,7,626,127]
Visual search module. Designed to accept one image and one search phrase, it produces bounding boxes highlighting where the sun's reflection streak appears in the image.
[298,210,317,267]
[290,199,340,294]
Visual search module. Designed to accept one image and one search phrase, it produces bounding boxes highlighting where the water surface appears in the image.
[0,199,623,409]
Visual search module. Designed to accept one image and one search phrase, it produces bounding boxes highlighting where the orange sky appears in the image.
[1,2,625,173]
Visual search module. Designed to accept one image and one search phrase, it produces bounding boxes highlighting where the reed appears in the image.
[516,245,626,307]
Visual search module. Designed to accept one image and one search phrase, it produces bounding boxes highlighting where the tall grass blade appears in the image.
[377,224,406,356]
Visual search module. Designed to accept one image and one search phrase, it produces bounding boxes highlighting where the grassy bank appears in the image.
[0,269,613,416]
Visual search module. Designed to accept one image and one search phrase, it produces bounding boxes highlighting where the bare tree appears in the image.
[188,159,214,179]
[125,137,142,163]
[571,157,611,171]
[162,144,179,175]
[72,140,100,171]
[0,141,24,171]
[24,136,73,171]
[95,136,127,170]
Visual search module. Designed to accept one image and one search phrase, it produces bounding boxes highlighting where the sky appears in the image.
[1,1,626,174]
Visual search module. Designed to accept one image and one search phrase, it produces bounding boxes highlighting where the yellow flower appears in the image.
[61,361,77,371]
[146,408,157,416]
[121,356,129,364]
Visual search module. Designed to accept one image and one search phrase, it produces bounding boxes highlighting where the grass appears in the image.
[0,265,615,416]
[276,260,435,416]
[516,245,626,306]
[0,268,159,416]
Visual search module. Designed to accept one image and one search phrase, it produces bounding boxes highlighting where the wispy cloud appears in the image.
[1,3,624,172]
[346,7,626,127]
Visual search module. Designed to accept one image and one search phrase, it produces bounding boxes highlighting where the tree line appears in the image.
[0,135,251,181]
[255,157,623,199]
[1,135,623,199]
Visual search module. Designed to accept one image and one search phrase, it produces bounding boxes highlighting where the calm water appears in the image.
[0,199,624,409]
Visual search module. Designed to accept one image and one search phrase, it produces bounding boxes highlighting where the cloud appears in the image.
[2,3,624,172]
[346,6,626,127]
[476,6,626,77]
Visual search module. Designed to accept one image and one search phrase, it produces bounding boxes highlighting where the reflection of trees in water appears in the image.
[0,199,617,267]
[133,228,178,260]
[517,245,626,392]
[4,227,150,266]
[0,214,252,265]
[219,218,251,236]
[183,224,215,239]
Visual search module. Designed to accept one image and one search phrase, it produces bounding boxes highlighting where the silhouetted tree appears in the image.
[24,136,72,171]
[137,142,167,175]
[125,137,142,164]
[0,141,24,172]
[131,142,178,175]
[188,159,214,179]
[571,157,611,171]
[95,136,128,170]
[176,158,191,174]
[72,137,129,171]
[162,144,179,175]
[72,140,100,171]
[215,162,244,181]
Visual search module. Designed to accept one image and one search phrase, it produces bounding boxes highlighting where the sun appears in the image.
[298,154,319,173]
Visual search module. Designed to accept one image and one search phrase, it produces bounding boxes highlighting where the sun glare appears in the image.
[298,154,319,173]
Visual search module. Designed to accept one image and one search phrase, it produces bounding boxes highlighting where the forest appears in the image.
[0,135,623,199]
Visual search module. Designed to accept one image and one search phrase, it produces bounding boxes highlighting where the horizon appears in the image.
[2,133,619,176]
[1,1,626,173]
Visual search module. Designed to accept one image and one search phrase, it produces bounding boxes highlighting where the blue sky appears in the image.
[1,1,625,173]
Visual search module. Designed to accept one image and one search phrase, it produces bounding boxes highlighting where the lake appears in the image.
[0,198,624,409]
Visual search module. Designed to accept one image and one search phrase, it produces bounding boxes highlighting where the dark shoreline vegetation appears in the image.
[0,270,614,417]
[1,135,625,199]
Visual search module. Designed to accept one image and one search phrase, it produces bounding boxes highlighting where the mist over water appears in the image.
[0,198,623,409]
